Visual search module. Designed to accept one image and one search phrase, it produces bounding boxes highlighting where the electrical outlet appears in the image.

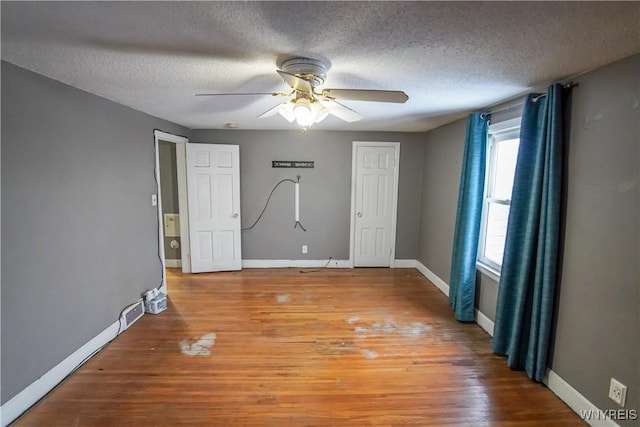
[609,378,627,407]
[302,245,308,254]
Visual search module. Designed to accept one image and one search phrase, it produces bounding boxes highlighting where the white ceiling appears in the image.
[2,1,639,132]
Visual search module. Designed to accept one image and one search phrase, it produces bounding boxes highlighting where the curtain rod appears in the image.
[480,82,578,119]
[480,101,525,119]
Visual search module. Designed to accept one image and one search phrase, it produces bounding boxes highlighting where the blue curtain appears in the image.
[492,84,564,381]
[449,112,489,321]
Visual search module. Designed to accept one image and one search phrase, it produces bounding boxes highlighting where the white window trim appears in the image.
[477,261,501,282]
[477,117,521,276]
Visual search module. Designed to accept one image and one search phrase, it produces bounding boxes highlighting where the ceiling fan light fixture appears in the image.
[311,101,330,123]
[277,101,296,123]
[293,98,315,127]
[250,57,406,128]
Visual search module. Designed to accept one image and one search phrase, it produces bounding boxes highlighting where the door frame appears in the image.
[154,130,191,293]
[349,141,401,268]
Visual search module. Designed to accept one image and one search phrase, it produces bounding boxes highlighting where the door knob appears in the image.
[357,212,362,217]
[233,213,239,218]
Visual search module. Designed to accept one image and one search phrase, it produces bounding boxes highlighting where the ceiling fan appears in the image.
[196,57,409,128]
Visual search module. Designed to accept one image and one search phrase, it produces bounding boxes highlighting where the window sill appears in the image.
[476,262,501,282]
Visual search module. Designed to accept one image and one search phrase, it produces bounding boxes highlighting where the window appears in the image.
[478,117,521,274]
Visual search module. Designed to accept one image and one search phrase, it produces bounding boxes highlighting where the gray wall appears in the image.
[417,54,639,423]
[1,61,190,404]
[549,54,639,423]
[191,129,425,261]
[159,141,179,214]
[417,119,467,283]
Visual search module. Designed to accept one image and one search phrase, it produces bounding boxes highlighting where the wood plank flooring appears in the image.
[14,268,584,426]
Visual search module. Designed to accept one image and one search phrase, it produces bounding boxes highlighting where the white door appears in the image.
[352,142,400,267]
[186,143,241,273]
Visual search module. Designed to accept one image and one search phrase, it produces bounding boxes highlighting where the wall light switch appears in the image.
[151,194,158,206]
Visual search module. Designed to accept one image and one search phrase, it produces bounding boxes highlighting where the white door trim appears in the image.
[153,130,191,293]
[349,141,401,268]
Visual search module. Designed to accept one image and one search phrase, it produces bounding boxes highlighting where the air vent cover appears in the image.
[121,300,145,330]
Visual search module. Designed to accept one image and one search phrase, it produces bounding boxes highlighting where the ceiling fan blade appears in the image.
[318,98,362,122]
[321,89,408,103]
[257,100,296,122]
[195,92,283,97]
[277,70,313,93]
[257,101,287,119]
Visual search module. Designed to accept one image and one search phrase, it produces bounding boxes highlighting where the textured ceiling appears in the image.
[2,1,639,132]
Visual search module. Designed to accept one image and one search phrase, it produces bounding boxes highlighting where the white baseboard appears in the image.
[0,320,120,426]
[165,259,182,268]
[413,262,495,339]
[242,259,351,269]
[242,259,424,270]
[475,309,495,337]
[393,259,417,268]
[415,260,450,297]
[545,370,619,427]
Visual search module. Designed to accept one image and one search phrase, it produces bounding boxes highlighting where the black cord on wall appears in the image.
[242,178,306,232]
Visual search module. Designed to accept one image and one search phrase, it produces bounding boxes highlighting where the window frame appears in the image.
[477,117,521,277]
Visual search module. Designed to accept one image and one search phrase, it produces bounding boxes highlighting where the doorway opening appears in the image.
[154,130,190,293]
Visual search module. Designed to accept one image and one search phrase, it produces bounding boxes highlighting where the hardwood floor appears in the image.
[14,268,584,426]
